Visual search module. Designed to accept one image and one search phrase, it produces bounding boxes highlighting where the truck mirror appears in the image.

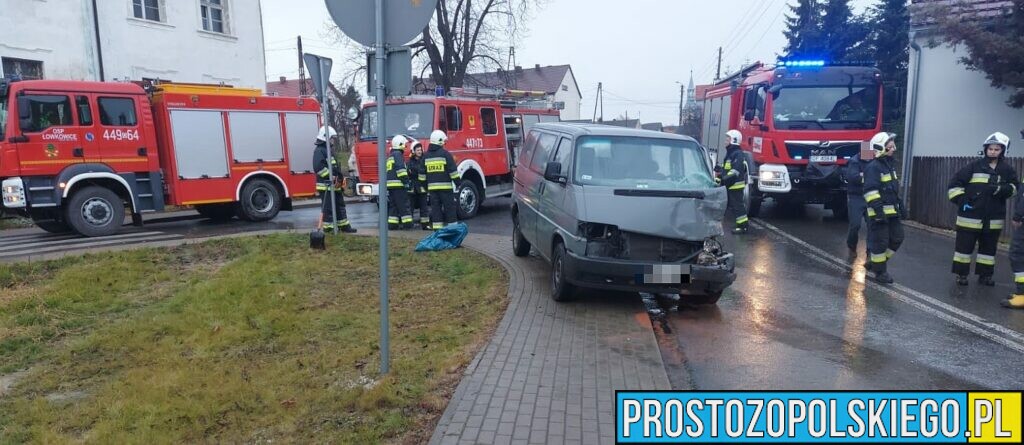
[17,97,31,120]
[743,110,755,122]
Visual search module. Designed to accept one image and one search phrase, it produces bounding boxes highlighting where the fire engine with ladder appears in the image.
[0,78,323,236]
[353,87,562,218]
[700,60,884,218]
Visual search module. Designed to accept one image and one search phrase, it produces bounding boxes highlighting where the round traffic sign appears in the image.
[325,0,438,47]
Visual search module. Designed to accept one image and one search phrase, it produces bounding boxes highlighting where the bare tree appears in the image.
[327,0,539,93]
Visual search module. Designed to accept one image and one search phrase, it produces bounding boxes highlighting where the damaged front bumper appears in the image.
[562,250,736,295]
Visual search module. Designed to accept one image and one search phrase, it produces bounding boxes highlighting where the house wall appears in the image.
[0,0,266,90]
[554,71,581,121]
[906,36,1024,158]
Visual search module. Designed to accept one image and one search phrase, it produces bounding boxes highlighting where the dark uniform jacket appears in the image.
[385,149,410,189]
[408,154,426,194]
[720,145,748,190]
[423,144,461,191]
[863,156,902,221]
[845,153,865,196]
[313,141,343,191]
[947,158,1019,231]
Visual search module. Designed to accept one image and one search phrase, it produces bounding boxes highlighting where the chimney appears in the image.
[535,64,541,70]
[279,76,286,84]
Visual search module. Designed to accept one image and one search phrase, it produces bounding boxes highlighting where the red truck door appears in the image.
[95,95,147,171]
[738,84,769,162]
[15,92,97,176]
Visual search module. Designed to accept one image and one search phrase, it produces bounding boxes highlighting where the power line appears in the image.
[740,0,790,62]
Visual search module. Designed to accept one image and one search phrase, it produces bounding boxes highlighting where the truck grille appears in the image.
[358,154,379,180]
[784,141,861,162]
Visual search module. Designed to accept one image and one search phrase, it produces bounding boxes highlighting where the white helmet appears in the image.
[983,132,1011,153]
[725,129,743,146]
[870,132,896,156]
[317,126,338,142]
[430,129,448,146]
[390,134,409,151]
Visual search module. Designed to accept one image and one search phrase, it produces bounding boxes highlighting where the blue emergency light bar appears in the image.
[780,59,826,68]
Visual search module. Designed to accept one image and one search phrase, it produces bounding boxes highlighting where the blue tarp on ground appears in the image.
[415,222,469,252]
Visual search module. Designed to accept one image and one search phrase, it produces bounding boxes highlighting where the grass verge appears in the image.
[0,234,506,443]
[0,217,32,231]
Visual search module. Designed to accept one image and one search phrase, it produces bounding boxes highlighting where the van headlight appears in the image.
[2,177,26,208]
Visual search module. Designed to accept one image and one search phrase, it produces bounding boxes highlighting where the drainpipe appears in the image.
[91,0,105,81]
[901,32,922,209]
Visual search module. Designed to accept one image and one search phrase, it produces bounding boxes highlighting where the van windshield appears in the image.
[573,136,716,190]
[359,103,434,140]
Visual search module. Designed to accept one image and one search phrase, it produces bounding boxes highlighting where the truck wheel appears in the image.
[688,290,723,305]
[196,203,237,221]
[512,213,531,257]
[237,178,282,222]
[65,186,125,237]
[456,180,481,219]
[551,242,575,302]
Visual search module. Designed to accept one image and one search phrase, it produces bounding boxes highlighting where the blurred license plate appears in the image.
[641,264,692,284]
[810,155,837,163]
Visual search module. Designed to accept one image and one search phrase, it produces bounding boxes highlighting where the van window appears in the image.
[574,136,715,190]
[552,137,573,169]
[76,96,93,126]
[20,95,73,132]
[98,97,138,126]
[529,133,558,173]
[518,131,539,168]
[480,108,498,135]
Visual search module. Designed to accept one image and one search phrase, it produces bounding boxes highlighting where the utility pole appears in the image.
[592,82,603,123]
[298,36,307,96]
[715,47,723,82]
[678,83,685,126]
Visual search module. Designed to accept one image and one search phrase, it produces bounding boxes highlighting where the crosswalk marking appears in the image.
[0,230,184,260]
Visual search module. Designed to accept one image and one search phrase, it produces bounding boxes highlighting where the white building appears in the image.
[416,64,583,120]
[0,0,267,90]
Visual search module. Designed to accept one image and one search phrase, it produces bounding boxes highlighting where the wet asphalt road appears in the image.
[3,197,1023,390]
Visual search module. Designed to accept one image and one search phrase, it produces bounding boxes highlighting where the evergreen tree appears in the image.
[870,0,910,81]
[927,0,1024,108]
[821,0,871,61]
[784,0,825,56]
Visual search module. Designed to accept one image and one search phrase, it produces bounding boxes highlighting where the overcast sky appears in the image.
[262,0,873,125]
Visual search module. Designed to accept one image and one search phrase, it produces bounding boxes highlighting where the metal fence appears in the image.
[909,156,1024,239]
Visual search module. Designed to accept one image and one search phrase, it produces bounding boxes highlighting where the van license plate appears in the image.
[641,264,692,284]
[810,155,837,163]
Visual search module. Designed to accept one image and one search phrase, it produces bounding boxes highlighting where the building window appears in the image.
[2,57,43,80]
[132,0,163,22]
[200,0,228,34]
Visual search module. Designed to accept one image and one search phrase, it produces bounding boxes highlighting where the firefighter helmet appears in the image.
[391,134,408,151]
[317,126,338,142]
[983,132,1011,154]
[725,129,743,146]
[870,132,896,156]
[430,129,448,146]
[407,136,424,154]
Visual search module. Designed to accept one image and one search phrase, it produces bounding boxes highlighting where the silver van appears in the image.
[511,123,736,303]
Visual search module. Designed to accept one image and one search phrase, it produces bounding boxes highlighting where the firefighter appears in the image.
[313,126,356,233]
[948,132,1018,286]
[424,130,462,230]
[845,151,868,251]
[863,132,904,284]
[1005,189,1024,309]
[717,129,749,234]
[407,137,431,230]
[386,135,414,230]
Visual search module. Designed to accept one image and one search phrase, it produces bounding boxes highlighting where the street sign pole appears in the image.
[320,63,339,235]
[374,0,390,374]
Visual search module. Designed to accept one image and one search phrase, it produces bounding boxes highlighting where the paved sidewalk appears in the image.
[429,234,671,445]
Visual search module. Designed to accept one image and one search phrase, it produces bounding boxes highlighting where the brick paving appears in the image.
[429,234,671,445]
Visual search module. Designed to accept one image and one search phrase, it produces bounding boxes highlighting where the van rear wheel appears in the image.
[512,214,531,257]
[551,242,575,302]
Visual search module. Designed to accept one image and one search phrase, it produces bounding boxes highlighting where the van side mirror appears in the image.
[544,162,566,184]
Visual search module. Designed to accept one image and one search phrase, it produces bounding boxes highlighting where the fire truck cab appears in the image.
[353,89,561,219]
[0,78,320,236]
[701,60,883,218]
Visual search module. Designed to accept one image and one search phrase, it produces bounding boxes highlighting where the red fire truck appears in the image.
[700,60,884,218]
[0,79,321,236]
[353,88,561,218]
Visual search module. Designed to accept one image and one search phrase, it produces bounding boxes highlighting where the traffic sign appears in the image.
[324,0,438,47]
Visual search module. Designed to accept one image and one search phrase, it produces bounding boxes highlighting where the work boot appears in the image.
[421,224,431,231]
[732,226,748,234]
[402,223,414,230]
[1002,294,1024,309]
[388,223,399,230]
[979,275,996,287]
[956,275,969,286]
[874,271,894,285]
[340,225,358,234]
